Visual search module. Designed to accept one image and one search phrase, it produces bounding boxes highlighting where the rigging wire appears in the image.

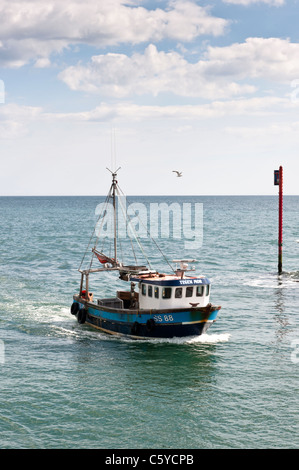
[79,168,175,274]
[78,186,112,272]
[116,186,144,267]
[117,184,175,273]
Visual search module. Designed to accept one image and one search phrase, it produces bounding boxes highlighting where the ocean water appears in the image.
[0,195,299,449]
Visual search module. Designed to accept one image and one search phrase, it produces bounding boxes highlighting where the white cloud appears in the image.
[58,96,291,121]
[204,38,299,83]
[223,0,284,5]
[0,95,292,140]
[0,120,26,139]
[0,103,43,119]
[225,121,299,138]
[34,57,52,68]
[0,0,227,67]
[0,38,67,68]
[0,103,43,138]
[2,86,298,143]
[59,44,255,99]
[0,79,4,103]
[59,38,299,99]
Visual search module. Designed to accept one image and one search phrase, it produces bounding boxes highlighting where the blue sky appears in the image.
[0,0,299,195]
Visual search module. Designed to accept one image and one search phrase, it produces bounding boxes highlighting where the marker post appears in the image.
[274,166,283,274]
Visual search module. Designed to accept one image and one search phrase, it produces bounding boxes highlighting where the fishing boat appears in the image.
[70,168,221,339]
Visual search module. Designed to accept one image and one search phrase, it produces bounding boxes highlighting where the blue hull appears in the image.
[86,313,214,338]
[71,298,221,339]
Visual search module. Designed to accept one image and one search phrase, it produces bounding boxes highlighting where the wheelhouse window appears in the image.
[162,287,172,299]
[175,287,182,298]
[206,284,210,296]
[154,287,159,298]
[186,286,193,297]
[141,284,146,296]
[148,285,153,297]
[196,286,204,297]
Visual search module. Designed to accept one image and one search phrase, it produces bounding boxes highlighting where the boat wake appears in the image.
[184,332,231,344]
[288,270,299,281]
[121,332,231,345]
[244,271,299,289]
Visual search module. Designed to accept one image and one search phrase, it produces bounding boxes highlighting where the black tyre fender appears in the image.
[131,321,140,335]
[146,318,155,332]
[71,302,79,316]
[77,308,86,324]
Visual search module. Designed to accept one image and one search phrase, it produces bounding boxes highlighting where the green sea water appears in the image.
[0,195,299,449]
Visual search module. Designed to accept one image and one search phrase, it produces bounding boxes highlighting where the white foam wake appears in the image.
[243,271,299,289]
[126,332,231,345]
[184,332,231,344]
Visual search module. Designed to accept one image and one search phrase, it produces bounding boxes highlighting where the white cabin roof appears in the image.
[130,273,210,286]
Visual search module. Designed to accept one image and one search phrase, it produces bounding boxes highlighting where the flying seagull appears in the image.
[172,170,183,177]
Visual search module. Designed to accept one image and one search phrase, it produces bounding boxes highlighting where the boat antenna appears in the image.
[110,127,117,172]
[106,166,121,177]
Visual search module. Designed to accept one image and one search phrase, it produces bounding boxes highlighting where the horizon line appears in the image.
[0,194,298,197]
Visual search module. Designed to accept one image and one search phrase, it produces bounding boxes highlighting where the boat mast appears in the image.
[107,167,121,263]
